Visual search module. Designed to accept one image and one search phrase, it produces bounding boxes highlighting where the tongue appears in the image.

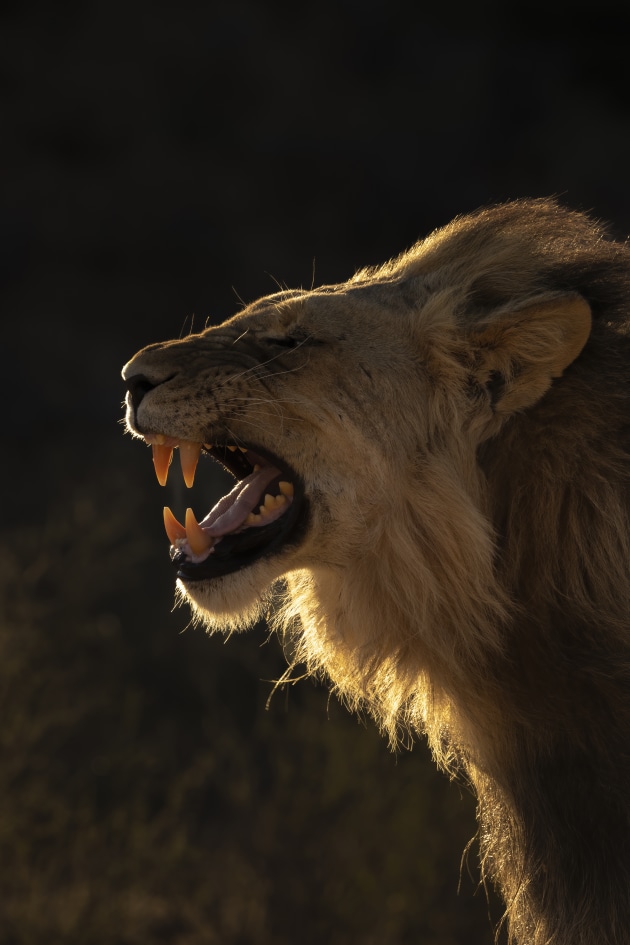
[199,464,282,537]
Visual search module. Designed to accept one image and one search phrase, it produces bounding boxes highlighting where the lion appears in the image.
[122,198,630,945]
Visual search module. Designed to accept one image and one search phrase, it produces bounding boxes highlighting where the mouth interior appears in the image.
[146,436,301,580]
[184,444,295,558]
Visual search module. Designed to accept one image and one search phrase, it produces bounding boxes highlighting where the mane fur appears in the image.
[277,200,630,944]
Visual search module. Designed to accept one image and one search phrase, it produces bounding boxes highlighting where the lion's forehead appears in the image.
[215,280,418,341]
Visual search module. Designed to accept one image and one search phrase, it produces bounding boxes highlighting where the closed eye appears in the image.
[263,332,326,349]
[266,336,303,348]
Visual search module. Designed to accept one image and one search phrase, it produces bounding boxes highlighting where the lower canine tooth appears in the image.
[185,507,213,555]
[163,506,186,545]
[152,444,174,486]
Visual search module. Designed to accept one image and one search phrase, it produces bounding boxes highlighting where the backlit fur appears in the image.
[123,199,630,944]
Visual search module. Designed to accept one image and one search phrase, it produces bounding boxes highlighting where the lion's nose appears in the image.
[125,373,159,414]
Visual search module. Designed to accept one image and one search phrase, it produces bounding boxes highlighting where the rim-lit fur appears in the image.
[123,199,630,945]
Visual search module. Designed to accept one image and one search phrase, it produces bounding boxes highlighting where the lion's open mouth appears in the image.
[144,435,304,581]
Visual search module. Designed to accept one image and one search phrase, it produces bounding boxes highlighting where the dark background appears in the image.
[3,2,630,943]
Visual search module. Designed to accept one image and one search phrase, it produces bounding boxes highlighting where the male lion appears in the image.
[122,199,630,945]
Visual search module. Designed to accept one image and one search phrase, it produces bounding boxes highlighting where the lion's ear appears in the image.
[470,293,592,414]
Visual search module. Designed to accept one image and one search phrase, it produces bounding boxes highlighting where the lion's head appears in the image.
[122,199,601,725]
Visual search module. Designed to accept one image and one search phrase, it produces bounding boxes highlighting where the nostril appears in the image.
[126,373,158,413]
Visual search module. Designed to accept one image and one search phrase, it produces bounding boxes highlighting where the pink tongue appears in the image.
[199,464,282,537]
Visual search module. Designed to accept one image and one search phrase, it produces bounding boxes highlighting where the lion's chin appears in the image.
[175,558,289,632]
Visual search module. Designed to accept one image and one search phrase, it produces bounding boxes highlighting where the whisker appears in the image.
[179,313,195,339]
[224,415,287,436]
[228,397,305,407]
[232,329,250,346]
[265,272,289,294]
[245,360,311,384]
[232,286,249,309]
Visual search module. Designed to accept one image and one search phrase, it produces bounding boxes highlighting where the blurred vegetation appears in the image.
[0,459,500,944]
[5,0,630,941]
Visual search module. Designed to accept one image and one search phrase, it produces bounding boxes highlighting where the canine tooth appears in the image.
[179,440,202,488]
[152,444,174,486]
[227,445,237,452]
[185,507,213,555]
[278,481,294,497]
[163,506,186,545]
[238,447,248,453]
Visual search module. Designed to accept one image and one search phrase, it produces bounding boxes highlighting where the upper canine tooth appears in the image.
[185,507,213,555]
[152,444,174,486]
[179,441,202,488]
[227,445,237,452]
[278,481,294,497]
